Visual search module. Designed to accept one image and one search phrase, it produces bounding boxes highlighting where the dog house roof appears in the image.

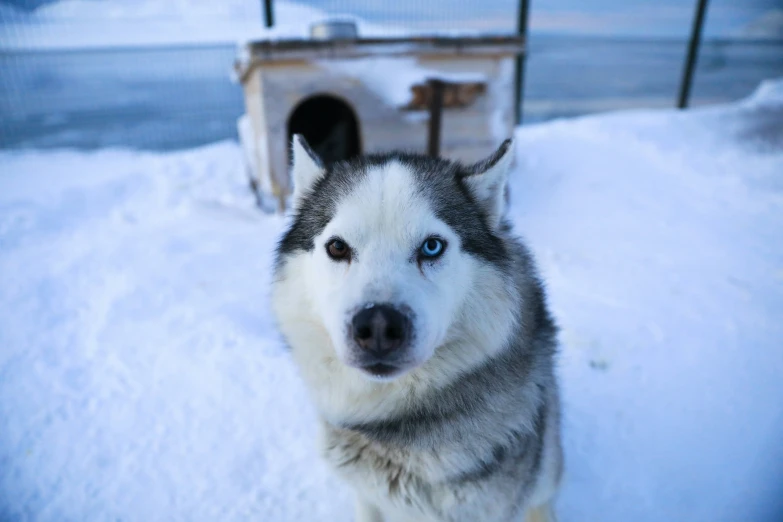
[235,35,524,83]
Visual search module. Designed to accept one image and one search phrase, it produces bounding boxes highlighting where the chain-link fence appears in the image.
[1,0,781,150]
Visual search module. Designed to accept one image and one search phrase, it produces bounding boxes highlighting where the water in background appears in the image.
[525,37,783,120]
[0,45,243,150]
[1,37,781,150]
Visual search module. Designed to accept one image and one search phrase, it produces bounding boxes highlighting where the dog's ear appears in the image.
[291,134,325,205]
[462,138,514,228]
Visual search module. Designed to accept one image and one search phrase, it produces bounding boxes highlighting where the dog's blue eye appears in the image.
[420,237,445,258]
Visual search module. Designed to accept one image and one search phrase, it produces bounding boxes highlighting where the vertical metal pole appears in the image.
[514,0,530,125]
[427,79,445,157]
[263,0,274,28]
[678,0,709,108]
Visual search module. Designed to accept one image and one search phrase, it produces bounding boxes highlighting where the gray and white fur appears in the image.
[272,135,563,522]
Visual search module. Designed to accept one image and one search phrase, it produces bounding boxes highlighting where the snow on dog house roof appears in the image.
[235,34,524,81]
[235,23,524,213]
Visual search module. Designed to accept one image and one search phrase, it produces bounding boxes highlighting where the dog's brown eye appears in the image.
[326,238,350,261]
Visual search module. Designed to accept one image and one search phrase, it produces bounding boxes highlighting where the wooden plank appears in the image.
[236,36,524,82]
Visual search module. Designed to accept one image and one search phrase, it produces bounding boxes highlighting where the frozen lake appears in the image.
[1,37,781,150]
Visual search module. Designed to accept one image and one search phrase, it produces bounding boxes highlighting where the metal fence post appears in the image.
[263,0,274,28]
[514,0,530,125]
[678,0,709,108]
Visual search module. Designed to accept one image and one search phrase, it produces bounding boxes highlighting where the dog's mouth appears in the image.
[361,362,400,378]
[348,350,421,381]
[355,362,409,381]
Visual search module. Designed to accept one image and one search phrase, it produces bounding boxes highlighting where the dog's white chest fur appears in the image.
[321,423,501,522]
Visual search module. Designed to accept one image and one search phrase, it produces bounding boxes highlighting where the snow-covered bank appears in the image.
[0,0,401,50]
[1,80,782,521]
[0,0,318,49]
[511,78,783,521]
[0,142,350,520]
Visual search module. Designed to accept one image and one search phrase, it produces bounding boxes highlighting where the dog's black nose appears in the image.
[351,304,410,354]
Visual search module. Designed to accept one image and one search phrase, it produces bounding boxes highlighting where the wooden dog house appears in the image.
[235,22,523,212]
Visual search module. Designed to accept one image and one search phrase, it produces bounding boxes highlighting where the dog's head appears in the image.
[273,136,516,382]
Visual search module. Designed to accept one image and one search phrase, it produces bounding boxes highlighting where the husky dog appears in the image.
[271,135,563,522]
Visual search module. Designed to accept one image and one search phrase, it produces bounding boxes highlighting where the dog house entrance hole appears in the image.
[287,95,360,167]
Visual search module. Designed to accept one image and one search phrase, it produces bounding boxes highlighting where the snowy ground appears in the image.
[1,81,782,521]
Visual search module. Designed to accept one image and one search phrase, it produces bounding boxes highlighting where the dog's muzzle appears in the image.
[349,303,412,377]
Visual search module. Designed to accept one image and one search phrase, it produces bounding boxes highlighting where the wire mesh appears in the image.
[1,0,781,151]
